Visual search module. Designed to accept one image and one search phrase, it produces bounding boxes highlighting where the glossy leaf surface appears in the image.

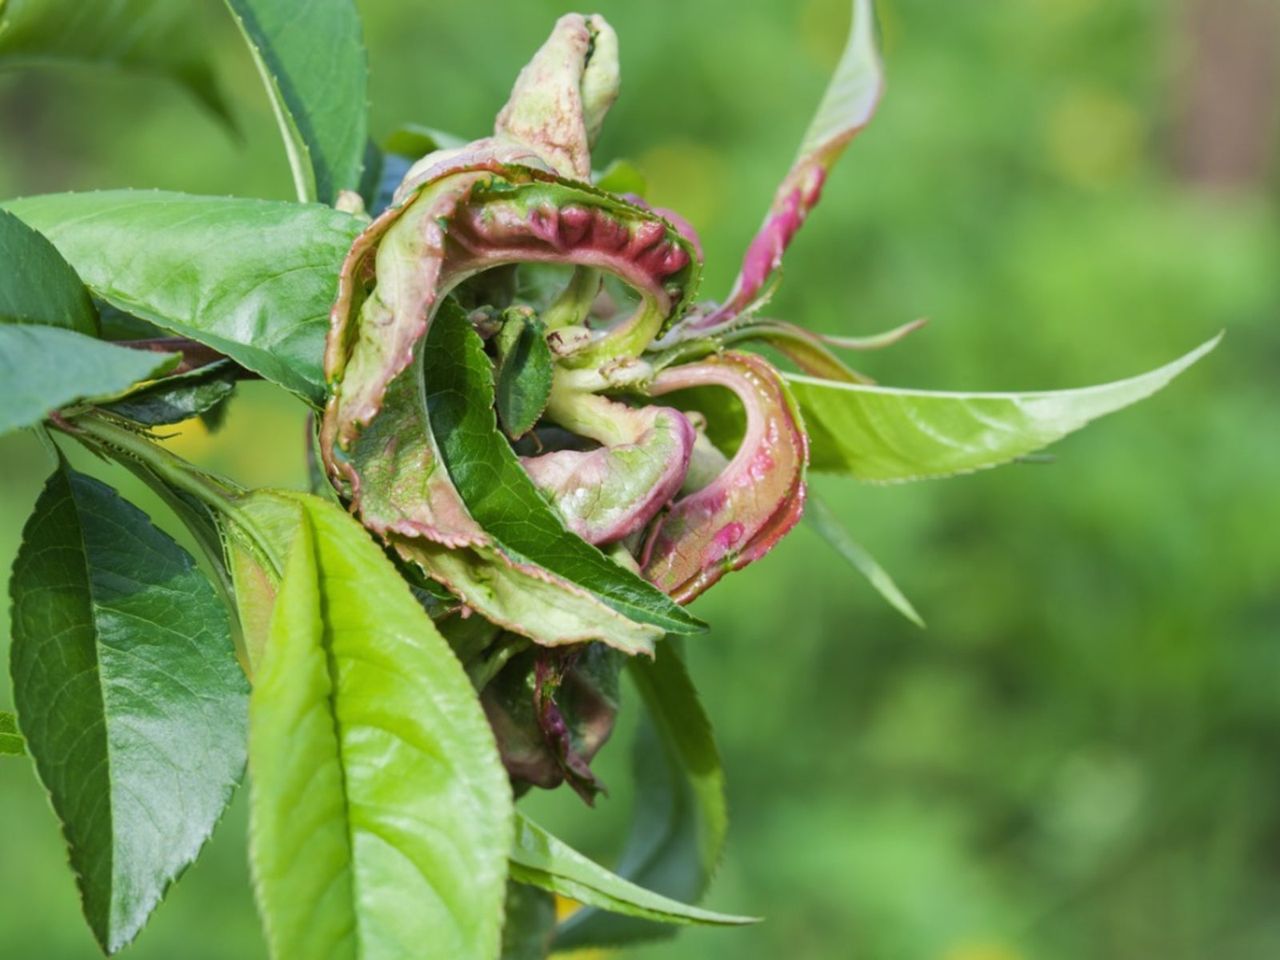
[5,191,361,404]
[424,301,704,637]
[510,815,754,929]
[9,462,247,953]
[0,325,176,437]
[224,0,368,204]
[788,336,1221,482]
[0,208,97,334]
[247,492,512,960]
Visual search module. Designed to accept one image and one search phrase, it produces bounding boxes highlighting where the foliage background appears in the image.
[1,0,1276,957]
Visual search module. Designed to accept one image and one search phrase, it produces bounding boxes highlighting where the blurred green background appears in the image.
[2,0,1278,957]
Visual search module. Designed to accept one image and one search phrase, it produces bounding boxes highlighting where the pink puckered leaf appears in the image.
[642,352,809,603]
[523,396,696,546]
[698,0,883,331]
[495,14,620,179]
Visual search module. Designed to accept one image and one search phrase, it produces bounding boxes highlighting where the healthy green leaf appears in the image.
[9,462,248,953]
[555,641,730,949]
[0,325,177,437]
[0,0,231,123]
[499,881,556,960]
[0,711,24,756]
[4,191,362,404]
[223,0,368,204]
[805,494,924,626]
[495,311,554,439]
[787,336,1221,482]
[105,361,237,426]
[0,208,97,334]
[510,814,754,929]
[247,491,512,960]
[424,300,705,637]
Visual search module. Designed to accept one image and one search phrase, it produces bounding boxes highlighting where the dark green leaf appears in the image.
[4,191,362,405]
[500,881,555,960]
[0,325,177,437]
[788,336,1221,482]
[0,208,97,334]
[247,491,512,960]
[223,0,368,203]
[424,300,705,637]
[105,361,237,426]
[805,494,924,627]
[0,711,24,756]
[9,462,248,953]
[556,641,729,948]
[495,312,554,439]
[511,814,754,929]
[0,0,231,123]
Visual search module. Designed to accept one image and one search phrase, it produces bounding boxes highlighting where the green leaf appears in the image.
[555,641,730,949]
[247,491,512,960]
[424,300,705,638]
[593,158,647,197]
[495,311,554,439]
[510,814,754,929]
[105,361,237,426]
[787,336,1221,482]
[805,494,924,627]
[223,0,368,204]
[0,325,177,437]
[0,208,97,334]
[4,191,362,405]
[0,711,24,756]
[500,881,555,960]
[382,123,469,158]
[0,0,231,124]
[9,461,248,953]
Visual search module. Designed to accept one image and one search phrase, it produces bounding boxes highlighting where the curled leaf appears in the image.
[495,14,620,178]
[642,352,809,602]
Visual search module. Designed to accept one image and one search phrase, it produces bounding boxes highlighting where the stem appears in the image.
[468,635,531,691]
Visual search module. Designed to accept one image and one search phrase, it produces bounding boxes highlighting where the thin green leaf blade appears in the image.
[105,361,237,427]
[9,463,248,952]
[424,300,705,636]
[805,495,924,626]
[495,313,553,439]
[248,492,512,960]
[511,815,755,929]
[224,0,368,204]
[0,711,24,756]
[0,208,97,334]
[4,191,362,404]
[555,641,730,949]
[787,336,1221,482]
[0,326,177,437]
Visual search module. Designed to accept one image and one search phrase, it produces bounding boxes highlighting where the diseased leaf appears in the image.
[0,711,24,756]
[511,814,754,929]
[105,361,237,427]
[424,300,705,638]
[247,491,512,960]
[805,494,924,626]
[5,191,362,405]
[495,311,554,439]
[556,641,730,949]
[0,208,97,334]
[224,0,368,204]
[701,0,883,328]
[9,462,248,953]
[0,0,231,123]
[0,325,177,437]
[787,336,1221,482]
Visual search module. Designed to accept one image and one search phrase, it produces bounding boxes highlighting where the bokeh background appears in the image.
[2,0,1278,957]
